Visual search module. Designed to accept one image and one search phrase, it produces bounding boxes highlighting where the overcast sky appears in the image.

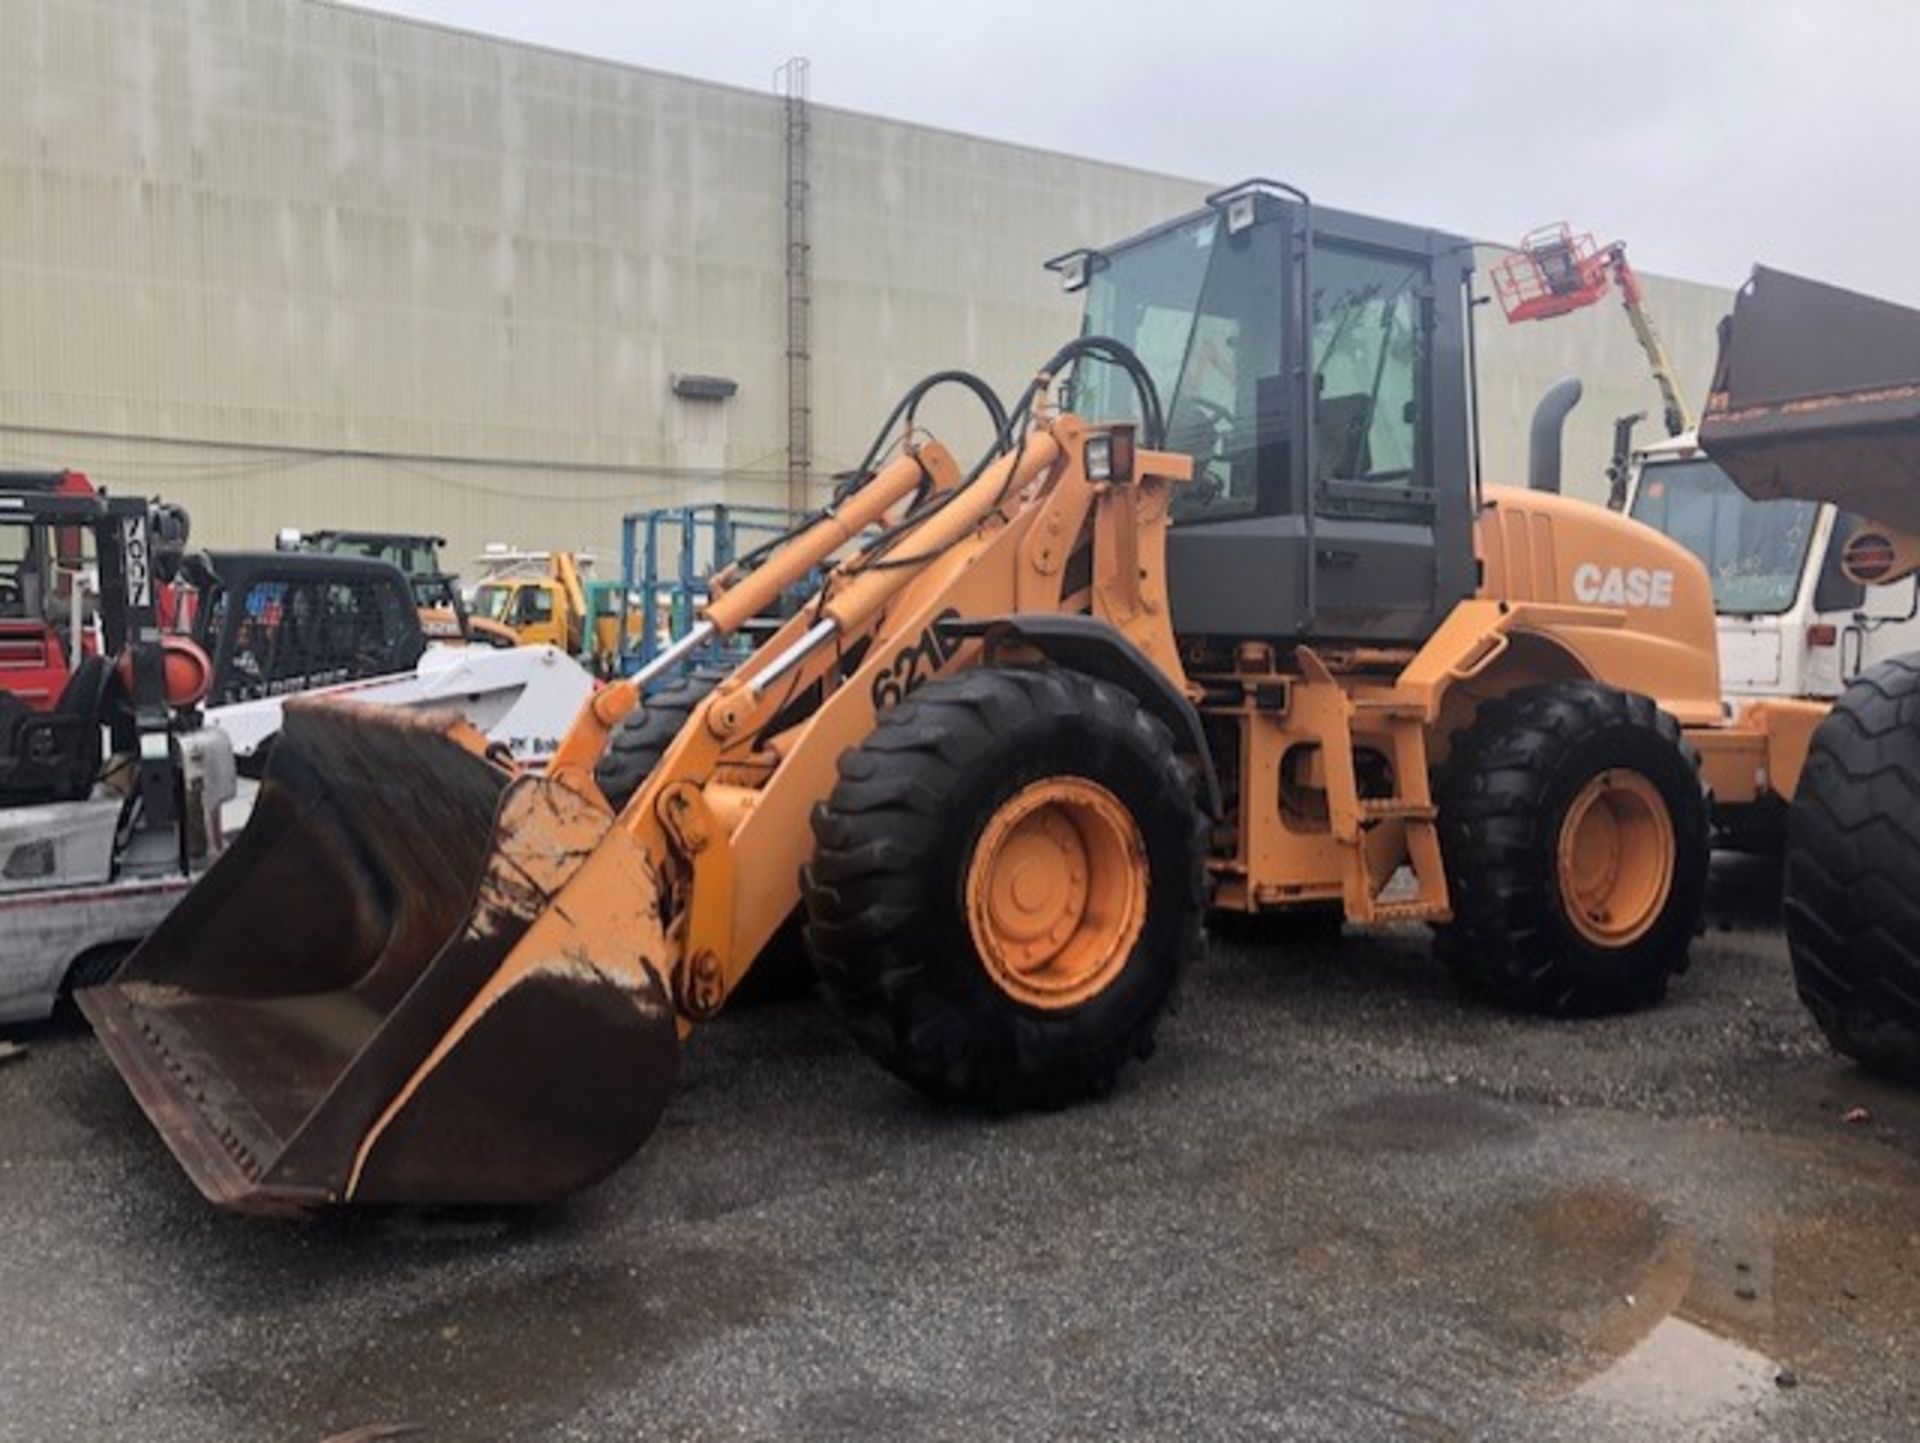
[363,0,1920,303]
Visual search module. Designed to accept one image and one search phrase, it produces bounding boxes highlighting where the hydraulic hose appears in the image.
[729,370,1008,575]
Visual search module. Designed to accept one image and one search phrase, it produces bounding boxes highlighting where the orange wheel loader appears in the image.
[1698,264,1920,1082]
[79,182,1819,1212]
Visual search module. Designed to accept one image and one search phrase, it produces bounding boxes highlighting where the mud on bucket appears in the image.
[79,697,680,1213]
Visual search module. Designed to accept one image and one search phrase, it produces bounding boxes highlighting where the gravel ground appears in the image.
[2,853,1917,1442]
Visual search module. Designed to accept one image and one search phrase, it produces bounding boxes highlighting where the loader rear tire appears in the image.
[593,670,723,812]
[1783,655,1920,1081]
[1434,682,1708,1016]
[804,667,1205,1110]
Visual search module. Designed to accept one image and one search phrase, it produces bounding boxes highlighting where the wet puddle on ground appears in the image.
[1243,1086,1920,1436]
[1573,1313,1777,1439]
[1506,1134,1920,1436]
[1547,1219,1784,1438]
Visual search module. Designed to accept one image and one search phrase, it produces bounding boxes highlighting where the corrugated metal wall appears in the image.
[1,0,1730,571]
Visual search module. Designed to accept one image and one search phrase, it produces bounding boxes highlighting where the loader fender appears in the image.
[937,613,1221,818]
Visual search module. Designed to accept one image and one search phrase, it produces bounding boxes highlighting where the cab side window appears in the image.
[517,587,554,625]
[1311,247,1428,505]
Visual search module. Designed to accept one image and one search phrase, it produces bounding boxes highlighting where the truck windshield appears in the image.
[1629,457,1819,614]
[472,583,515,622]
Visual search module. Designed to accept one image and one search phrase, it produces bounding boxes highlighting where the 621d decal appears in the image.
[870,609,963,711]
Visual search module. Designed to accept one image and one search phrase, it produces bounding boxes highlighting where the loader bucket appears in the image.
[1700,265,1920,534]
[78,698,680,1213]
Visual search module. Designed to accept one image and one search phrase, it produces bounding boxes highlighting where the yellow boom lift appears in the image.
[81,184,1819,1211]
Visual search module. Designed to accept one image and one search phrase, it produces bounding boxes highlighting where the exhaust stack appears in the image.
[1528,376,1584,494]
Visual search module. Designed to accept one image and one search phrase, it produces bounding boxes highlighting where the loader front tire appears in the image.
[1783,655,1920,1081]
[804,667,1205,1110]
[1435,682,1708,1016]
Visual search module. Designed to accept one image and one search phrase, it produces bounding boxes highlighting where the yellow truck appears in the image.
[469,549,641,674]
[470,549,588,652]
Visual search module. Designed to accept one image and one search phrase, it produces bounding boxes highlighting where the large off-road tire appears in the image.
[1784,655,1920,1080]
[804,667,1206,1109]
[593,670,722,811]
[595,669,815,1003]
[1434,681,1709,1016]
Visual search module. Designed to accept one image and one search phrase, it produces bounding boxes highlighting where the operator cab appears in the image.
[0,471,98,710]
[286,529,466,616]
[1060,181,1478,646]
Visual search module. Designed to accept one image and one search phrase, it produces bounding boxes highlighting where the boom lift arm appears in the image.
[1495,226,1695,437]
[552,550,591,655]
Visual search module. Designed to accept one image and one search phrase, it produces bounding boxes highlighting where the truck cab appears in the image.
[1625,435,1920,698]
[473,574,570,651]
[470,549,595,658]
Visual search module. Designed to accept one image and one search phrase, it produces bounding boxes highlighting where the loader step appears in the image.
[1350,697,1427,719]
[1358,798,1438,821]
[1364,898,1450,924]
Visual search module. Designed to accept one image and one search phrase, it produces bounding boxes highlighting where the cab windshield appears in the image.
[1630,457,1818,614]
[1077,213,1286,519]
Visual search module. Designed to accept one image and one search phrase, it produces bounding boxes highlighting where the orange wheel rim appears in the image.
[965,777,1149,1010]
[1556,769,1675,948]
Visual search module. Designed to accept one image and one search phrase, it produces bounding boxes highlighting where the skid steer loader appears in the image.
[1696,265,1920,1081]
[81,182,1818,1211]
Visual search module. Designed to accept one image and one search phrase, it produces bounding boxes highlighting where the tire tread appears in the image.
[1433,681,1708,1015]
[804,667,1206,1109]
[1785,656,1920,1079]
